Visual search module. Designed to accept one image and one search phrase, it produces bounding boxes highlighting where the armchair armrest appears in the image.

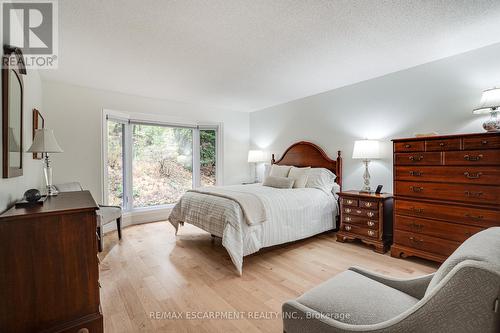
[348,266,434,299]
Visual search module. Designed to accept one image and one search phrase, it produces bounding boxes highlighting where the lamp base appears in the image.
[46,185,59,196]
[483,111,500,132]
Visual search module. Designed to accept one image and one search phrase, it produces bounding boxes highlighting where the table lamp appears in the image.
[473,87,500,132]
[352,140,381,192]
[27,129,63,196]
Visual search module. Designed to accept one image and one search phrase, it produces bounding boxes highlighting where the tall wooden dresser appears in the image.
[0,191,103,333]
[391,132,500,262]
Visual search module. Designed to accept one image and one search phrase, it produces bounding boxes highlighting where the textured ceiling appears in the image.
[40,0,500,112]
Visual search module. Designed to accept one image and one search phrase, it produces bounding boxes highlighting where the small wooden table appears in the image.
[336,190,393,253]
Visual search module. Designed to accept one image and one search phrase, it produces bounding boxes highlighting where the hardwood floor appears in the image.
[99,222,438,332]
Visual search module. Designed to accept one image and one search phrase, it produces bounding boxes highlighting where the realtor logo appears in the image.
[1,0,58,68]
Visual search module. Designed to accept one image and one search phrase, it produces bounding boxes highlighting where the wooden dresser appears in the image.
[336,191,393,253]
[0,191,103,333]
[391,132,500,262]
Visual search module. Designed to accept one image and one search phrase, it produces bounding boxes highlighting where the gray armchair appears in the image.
[283,227,500,333]
[54,182,122,252]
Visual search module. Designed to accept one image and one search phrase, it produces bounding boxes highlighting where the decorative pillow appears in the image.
[264,164,272,178]
[263,176,295,189]
[306,168,337,193]
[269,164,292,178]
[288,166,311,188]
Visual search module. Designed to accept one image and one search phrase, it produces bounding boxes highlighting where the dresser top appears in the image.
[392,132,499,142]
[0,191,98,221]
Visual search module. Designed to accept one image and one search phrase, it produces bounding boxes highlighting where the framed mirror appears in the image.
[32,109,45,160]
[2,45,26,178]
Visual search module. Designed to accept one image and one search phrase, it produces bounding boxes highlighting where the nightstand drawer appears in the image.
[444,150,500,166]
[358,199,378,210]
[342,223,379,239]
[463,136,500,150]
[342,215,378,229]
[343,207,378,218]
[341,198,358,207]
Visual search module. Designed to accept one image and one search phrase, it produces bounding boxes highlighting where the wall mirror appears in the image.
[2,45,26,178]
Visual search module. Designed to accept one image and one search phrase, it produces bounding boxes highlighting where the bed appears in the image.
[168,141,343,275]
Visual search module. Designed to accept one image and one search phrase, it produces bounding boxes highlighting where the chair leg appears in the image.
[97,226,103,252]
[117,217,122,240]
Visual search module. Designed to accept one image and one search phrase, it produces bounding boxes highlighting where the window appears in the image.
[103,111,220,211]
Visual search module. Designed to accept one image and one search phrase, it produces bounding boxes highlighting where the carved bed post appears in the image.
[336,150,342,191]
[271,154,276,164]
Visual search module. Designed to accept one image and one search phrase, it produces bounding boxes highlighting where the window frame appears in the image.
[101,109,223,213]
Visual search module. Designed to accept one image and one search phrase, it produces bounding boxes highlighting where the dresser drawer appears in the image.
[394,166,500,185]
[394,181,500,205]
[463,135,500,150]
[359,199,378,210]
[394,152,442,165]
[343,223,379,238]
[425,138,461,151]
[394,141,424,152]
[342,198,358,207]
[342,214,378,228]
[394,215,482,243]
[444,150,500,166]
[394,199,500,228]
[394,230,459,257]
[343,207,378,218]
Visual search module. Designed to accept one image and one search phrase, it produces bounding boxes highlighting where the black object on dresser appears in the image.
[336,191,394,253]
[391,132,500,262]
[0,191,103,333]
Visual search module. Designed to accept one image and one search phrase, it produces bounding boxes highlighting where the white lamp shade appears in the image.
[352,140,381,160]
[27,129,63,153]
[248,150,267,163]
[473,87,500,114]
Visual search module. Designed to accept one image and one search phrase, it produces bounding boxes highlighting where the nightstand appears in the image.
[336,191,393,253]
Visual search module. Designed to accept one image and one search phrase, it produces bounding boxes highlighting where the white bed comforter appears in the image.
[168,184,338,275]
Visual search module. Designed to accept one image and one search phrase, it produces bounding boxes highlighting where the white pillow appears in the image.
[306,168,337,193]
[264,164,271,178]
[288,166,311,188]
[263,176,295,189]
[269,164,292,178]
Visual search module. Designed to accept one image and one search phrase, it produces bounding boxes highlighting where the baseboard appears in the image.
[102,207,173,233]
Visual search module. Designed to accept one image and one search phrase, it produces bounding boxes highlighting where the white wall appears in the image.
[42,81,250,204]
[250,43,500,193]
[0,68,44,212]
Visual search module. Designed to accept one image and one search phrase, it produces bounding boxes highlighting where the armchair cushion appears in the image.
[293,270,419,325]
[96,206,122,226]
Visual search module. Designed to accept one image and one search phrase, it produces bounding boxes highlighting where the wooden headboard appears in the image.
[271,141,342,189]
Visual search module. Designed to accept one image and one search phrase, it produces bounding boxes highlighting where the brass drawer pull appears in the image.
[464,154,483,161]
[367,211,375,217]
[409,155,424,161]
[364,202,373,207]
[409,171,423,177]
[439,142,445,146]
[481,140,488,145]
[346,200,354,204]
[465,191,483,197]
[345,225,352,231]
[410,186,424,193]
[345,216,352,222]
[345,208,351,213]
[464,172,482,179]
[410,207,424,214]
[404,144,411,148]
[409,222,424,231]
[409,237,424,245]
[465,213,484,220]
[356,210,362,214]
[367,230,375,237]
[367,221,375,227]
